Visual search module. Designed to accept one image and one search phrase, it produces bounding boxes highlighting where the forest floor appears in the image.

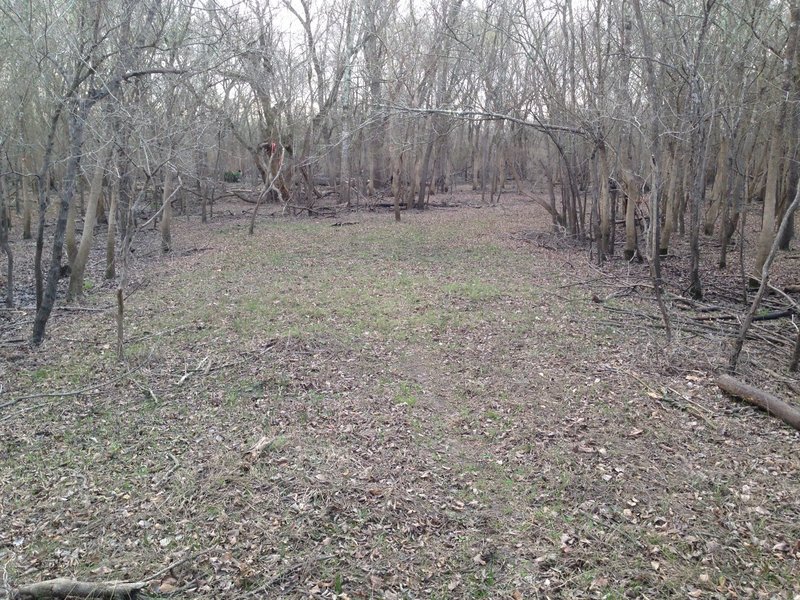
[1,190,799,599]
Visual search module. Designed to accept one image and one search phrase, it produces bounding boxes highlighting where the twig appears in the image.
[127,373,159,403]
[135,549,215,584]
[627,370,716,429]
[154,453,180,486]
[242,555,334,598]
[177,355,210,385]
[0,305,112,313]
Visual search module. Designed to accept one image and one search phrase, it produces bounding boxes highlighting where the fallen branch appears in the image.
[154,452,180,486]
[693,309,795,322]
[177,355,211,386]
[717,374,800,431]
[9,550,216,600]
[11,578,146,600]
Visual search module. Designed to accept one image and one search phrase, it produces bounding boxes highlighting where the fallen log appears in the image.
[694,309,795,322]
[716,374,800,431]
[12,579,146,600]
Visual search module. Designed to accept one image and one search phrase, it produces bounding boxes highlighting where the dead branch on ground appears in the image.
[11,578,146,600]
[717,374,800,431]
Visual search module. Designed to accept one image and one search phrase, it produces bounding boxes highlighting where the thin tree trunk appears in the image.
[597,142,612,257]
[160,167,175,252]
[34,106,66,311]
[632,0,671,342]
[68,143,111,300]
[66,199,78,267]
[619,170,639,261]
[22,169,33,239]
[105,183,118,280]
[660,144,678,255]
[704,138,729,235]
[32,100,89,345]
[685,1,716,299]
[0,173,13,307]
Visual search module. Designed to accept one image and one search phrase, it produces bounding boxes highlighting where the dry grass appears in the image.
[1,193,799,599]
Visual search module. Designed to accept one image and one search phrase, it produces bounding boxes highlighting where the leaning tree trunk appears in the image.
[32,100,89,346]
[34,107,66,311]
[729,180,800,371]
[68,143,111,300]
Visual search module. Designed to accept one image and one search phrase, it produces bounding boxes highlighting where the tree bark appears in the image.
[65,199,78,267]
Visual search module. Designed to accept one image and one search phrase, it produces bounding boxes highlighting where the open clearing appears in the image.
[1,199,799,599]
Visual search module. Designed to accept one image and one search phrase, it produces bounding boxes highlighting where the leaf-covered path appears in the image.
[2,202,798,598]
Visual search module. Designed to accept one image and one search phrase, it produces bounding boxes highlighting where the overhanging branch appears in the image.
[381,104,586,136]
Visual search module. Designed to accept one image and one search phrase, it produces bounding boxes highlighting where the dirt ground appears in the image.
[1,190,799,599]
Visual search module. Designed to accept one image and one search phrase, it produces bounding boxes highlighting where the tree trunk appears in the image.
[471,122,481,190]
[660,144,678,255]
[160,167,174,253]
[68,144,111,300]
[704,138,729,235]
[65,198,78,267]
[12,577,146,600]
[416,121,436,209]
[22,170,33,239]
[597,142,612,257]
[105,183,118,280]
[32,101,89,346]
[754,3,799,274]
[34,107,66,311]
[0,173,13,307]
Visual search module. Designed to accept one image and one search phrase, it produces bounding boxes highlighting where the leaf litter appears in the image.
[1,195,799,598]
